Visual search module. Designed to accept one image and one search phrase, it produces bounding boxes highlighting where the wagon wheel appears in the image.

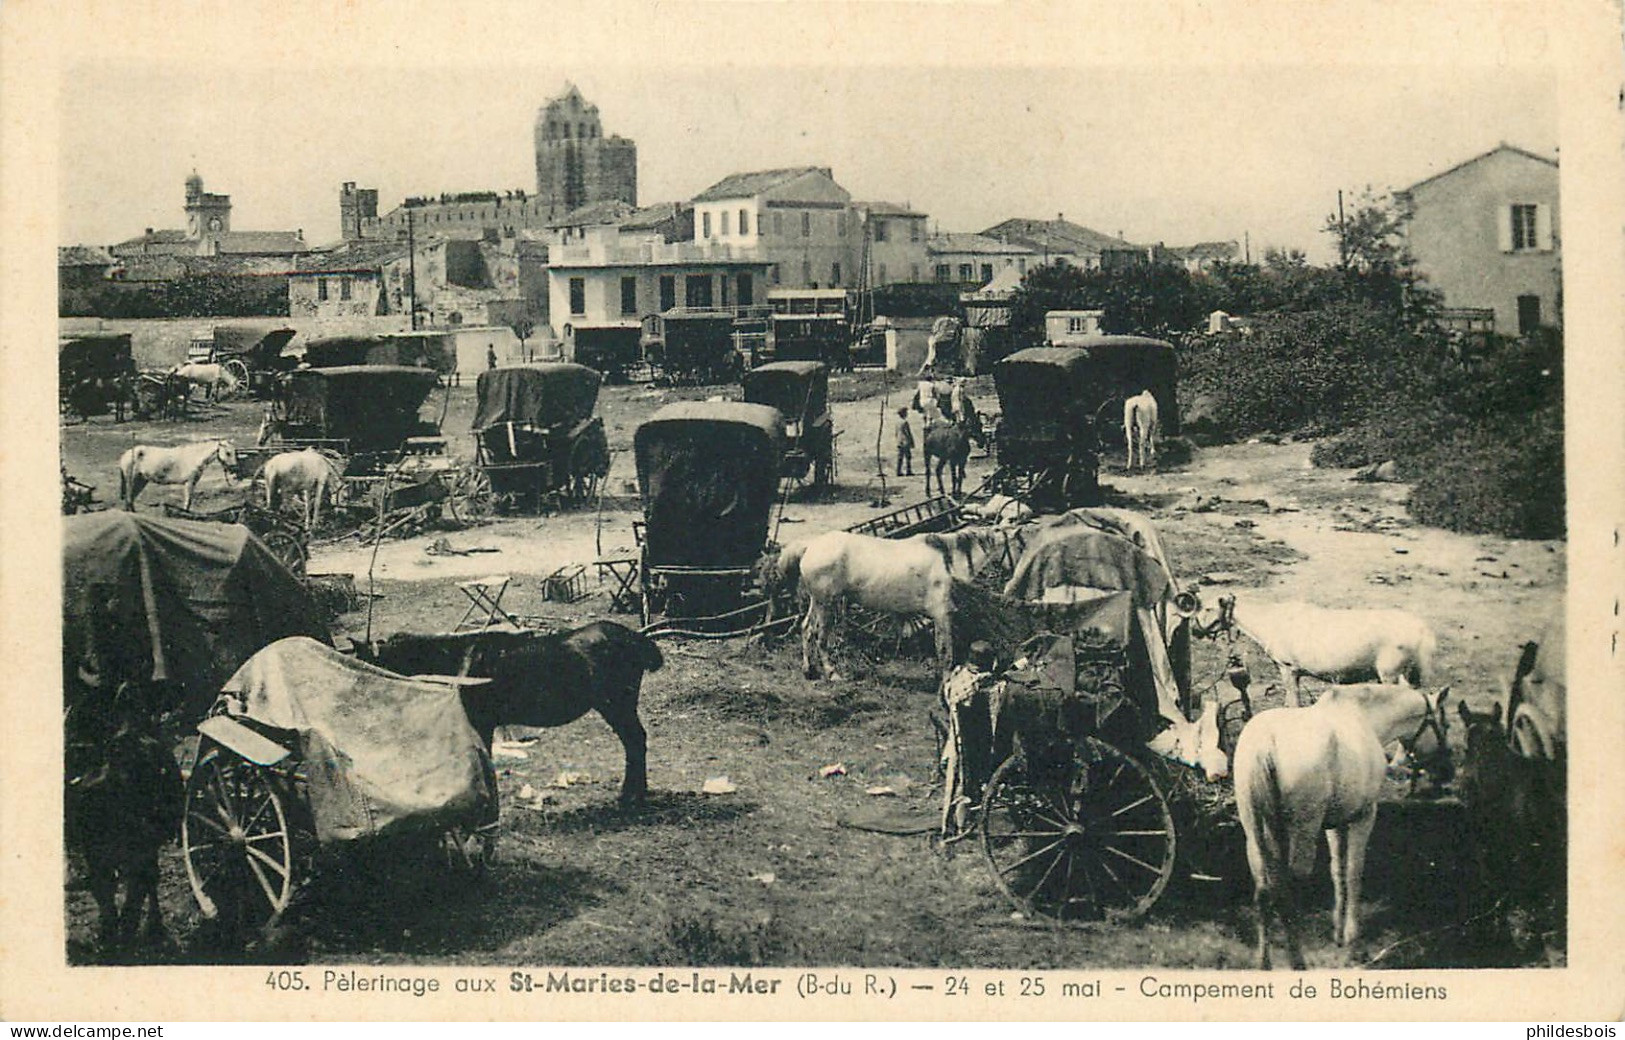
[980,737,1176,922]
[182,743,296,934]
[448,468,494,524]
[222,359,251,399]
[258,528,308,578]
[569,426,610,502]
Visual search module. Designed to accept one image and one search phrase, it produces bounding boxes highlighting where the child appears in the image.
[895,407,915,476]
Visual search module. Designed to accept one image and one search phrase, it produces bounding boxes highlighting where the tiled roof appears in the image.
[620,201,689,230]
[692,167,832,203]
[546,199,637,228]
[981,218,1137,256]
[213,230,309,255]
[59,245,117,267]
[292,241,407,274]
[928,233,1036,256]
[112,228,189,249]
[1170,241,1239,260]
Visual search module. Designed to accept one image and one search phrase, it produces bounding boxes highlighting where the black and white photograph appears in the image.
[6,0,1623,1023]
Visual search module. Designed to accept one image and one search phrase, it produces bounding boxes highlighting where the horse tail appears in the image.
[1236,732,1288,888]
[1412,622,1438,686]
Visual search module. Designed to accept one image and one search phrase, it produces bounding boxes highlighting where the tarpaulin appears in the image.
[222,636,497,843]
[62,512,330,719]
[473,364,601,431]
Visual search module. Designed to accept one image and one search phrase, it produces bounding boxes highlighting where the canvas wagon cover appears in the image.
[62,513,329,719]
[634,402,785,567]
[222,636,497,843]
[213,325,296,366]
[286,365,440,451]
[473,364,601,430]
[59,334,135,377]
[742,361,827,425]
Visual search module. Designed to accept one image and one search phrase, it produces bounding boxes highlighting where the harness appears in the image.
[1401,686,1450,762]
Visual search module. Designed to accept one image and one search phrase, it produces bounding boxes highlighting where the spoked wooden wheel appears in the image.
[222,359,251,398]
[448,468,494,524]
[259,528,308,578]
[182,744,296,932]
[981,737,1176,922]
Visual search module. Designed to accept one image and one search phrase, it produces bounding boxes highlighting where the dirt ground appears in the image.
[60,365,1564,969]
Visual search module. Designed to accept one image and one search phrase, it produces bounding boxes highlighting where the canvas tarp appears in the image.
[473,364,601,431]
[1000,509,1188,727]
[285,366,440,452]
[222,637,497,843]
[62,512,330,719]
[634,402,784,568]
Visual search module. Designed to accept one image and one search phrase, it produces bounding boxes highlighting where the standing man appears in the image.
[894,407,915,477]
[487,343,498,370]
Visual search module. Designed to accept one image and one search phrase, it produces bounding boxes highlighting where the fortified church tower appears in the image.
[533,83,638,218]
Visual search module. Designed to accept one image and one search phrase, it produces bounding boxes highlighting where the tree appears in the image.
[1323,187,1436,320]
[511,316,536,361]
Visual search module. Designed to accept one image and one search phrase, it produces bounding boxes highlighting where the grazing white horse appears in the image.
[117,440,238,512]
[1201,593,1437,707]
[1123,390,1159,471]
[1235,683,1452,969]
[170,362,240,402]
[263,449,344,529]
[779,527,1005,681]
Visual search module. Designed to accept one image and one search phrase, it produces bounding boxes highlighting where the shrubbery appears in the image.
[1407,406,1565,539]
[61,275,290,319]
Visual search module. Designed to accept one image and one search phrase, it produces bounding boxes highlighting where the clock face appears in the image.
[207,217,223,232]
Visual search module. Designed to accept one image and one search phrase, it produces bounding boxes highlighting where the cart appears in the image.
[766,289,854,369]
[471,364,610,512]
[187,324,300,399]
[646,308,741,385]
[945,508,1237,922]
[181,636,498,935]
[633,401,785,624]
[160,500,310,577]
[741,360,835,488]
[59,333,138,420]
[250,365,492,532]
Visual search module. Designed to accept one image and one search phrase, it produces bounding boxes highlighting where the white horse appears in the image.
[1123,390,1159,471]
[170,362,240,402]
[117,440,238,512]
[263,449,344,529]
[1235,683,1451,969]
[1201,593,1437,707]
[779,527,1006,681]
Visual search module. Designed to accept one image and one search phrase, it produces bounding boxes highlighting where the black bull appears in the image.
[361,621,663,803]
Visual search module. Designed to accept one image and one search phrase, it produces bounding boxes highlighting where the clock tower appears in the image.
[184,171,232,241]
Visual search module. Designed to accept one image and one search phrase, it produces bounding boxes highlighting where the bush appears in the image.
[1406,407,1564,539]
[61,275,289,319]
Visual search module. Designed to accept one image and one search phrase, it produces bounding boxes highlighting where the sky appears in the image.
[55,3,1562,265]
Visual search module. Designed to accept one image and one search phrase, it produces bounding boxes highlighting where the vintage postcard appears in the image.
[3,0,1622,1023]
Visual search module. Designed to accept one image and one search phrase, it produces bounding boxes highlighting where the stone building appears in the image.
[534,83,638,218]
[1395,143,1561,334]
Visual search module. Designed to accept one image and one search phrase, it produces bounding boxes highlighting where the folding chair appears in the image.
[455,574,521,632]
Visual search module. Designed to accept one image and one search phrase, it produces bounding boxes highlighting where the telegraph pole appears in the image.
[408,208,419,330]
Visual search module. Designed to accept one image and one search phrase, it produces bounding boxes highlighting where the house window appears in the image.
[621,276,637,315]
[910,221,921,243]
[801,212,811,238]
[721,274,730,307]
[773,212,783,236]
[771,263,781,285]
[935,264,952,283]
[831,262,842,285]
[837,212,847,237]
[1518,294,1542,334]
[981,264,994,283]
[702,211,712,239]
[569,277,586,316]
[910,264,921,283]
[1511,204,1538,250]
[685,274,714,308]
[737,272,753,306]
[721,210,731,236]
[1018,258,1027,273]
[739,209,749,236]
[873,220,888,243]
[317,277,329,301]
[659,275,676,312]
[339,276,353,300]
[958,263,973,281]
[802,259,812,284]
